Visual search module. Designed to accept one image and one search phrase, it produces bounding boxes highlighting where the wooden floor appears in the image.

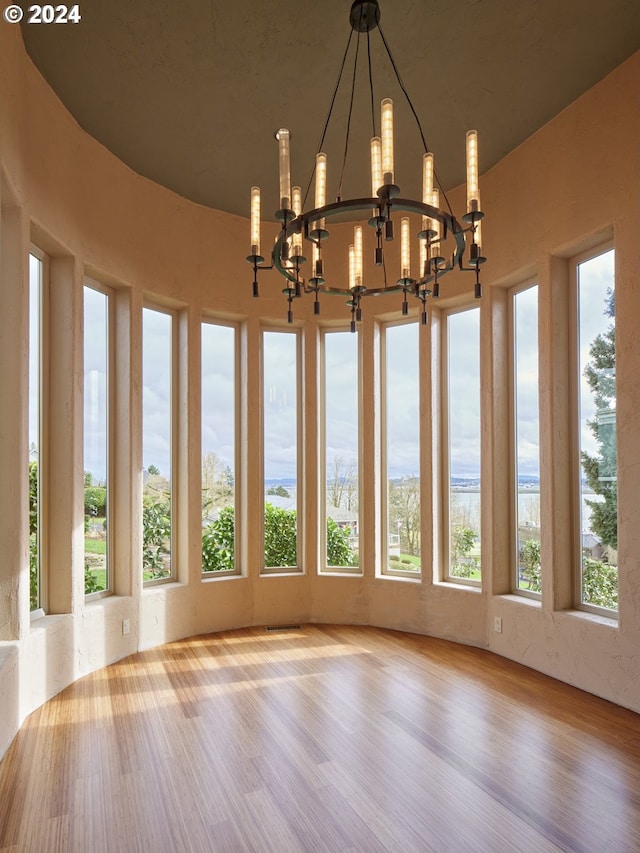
[0,626,638,853]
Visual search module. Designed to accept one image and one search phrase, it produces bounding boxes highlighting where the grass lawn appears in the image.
[84,537,106,554]
[389,553,421,571]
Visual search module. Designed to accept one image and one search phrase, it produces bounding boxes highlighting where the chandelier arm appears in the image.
[272,198,467,289]
[338,26,363,201]
[301,27,355,210]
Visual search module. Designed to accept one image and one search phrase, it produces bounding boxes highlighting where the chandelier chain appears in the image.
[367,28,376,139]
[338,23,362,201]
[376,22,455,218]
[302,27,354,210]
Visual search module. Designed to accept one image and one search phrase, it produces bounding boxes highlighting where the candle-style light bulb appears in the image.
[381,99,394,184]
[466,130,480,214]
[312,241,323,279]
[292,186,302,256]
[315,153,327,208]
[474,218,483,252]
[315,152,327,231]
[431,189,442,262]
[420,234,428,276]
[250,186,261,256]
[422,153,434,204]
[354,226,363,287]
[401,217,410,279]
[371,137,382,196]
[422,152,434,233]
[277,129,291,211]
[348,244,356,291]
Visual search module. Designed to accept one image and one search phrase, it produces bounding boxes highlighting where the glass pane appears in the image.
[386,323,420,573]
[28,254,42,611]
[83,287,109,594]
[142,308,173,581]
[201,323,236,573]
[324,331,359,570]
[578,250,617,610]
[447,308,481,580]
[263,331,298,569]
[514,286,541,593]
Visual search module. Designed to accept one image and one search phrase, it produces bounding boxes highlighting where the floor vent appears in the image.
[265,625,302,632]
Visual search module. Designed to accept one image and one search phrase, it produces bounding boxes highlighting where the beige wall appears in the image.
[1,24,638,759]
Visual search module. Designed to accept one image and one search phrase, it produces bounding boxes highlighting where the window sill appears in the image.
[433,580,482,593]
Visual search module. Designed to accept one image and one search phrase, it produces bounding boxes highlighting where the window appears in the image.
[383,322,421,575]
[322,330,359,571]
[262,330,299,571]
[575,248,617,611]
[201,321,237,575]
[446,307,481,582]
[512,284,541,595]
[142,306,175,583]
[28,252,44,612]
[83,285,111,596]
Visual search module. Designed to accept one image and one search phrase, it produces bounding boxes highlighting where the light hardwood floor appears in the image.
[0,625,638,852]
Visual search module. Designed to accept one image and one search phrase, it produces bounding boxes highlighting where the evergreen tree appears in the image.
[581,288,617,549]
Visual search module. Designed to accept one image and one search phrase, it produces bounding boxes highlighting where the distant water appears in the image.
[451,490,600,534]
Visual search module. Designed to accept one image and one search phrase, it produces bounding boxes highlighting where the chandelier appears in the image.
[246,0,486,330]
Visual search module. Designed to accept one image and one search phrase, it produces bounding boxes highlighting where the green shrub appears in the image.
[202,505,356,571]
[142,499,171,577]
[583,558,618,609]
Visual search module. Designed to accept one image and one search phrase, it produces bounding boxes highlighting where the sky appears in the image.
[53,249,615,488]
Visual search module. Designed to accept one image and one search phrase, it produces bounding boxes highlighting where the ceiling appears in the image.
[20,0,640,220]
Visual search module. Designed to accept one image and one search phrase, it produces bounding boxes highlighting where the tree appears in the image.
[201,452,233,515]
[450,525,476,577]
[29,461,39,609]
[327,456,358,511]
[147,464,160,476]
[388,477,420,556]
[581,288,617,550]
[84,486,106,518]
[266,485,290,498]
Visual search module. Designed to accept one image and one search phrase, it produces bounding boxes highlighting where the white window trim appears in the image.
[200,316,241,578]
[570,241,618,617]
[83,278,115,600]
[260,325,303,575]
[319,326,362,575]
[441,304,481,587]
[142,302,178,586]
[509,279,542,599]
[379,318,422,580]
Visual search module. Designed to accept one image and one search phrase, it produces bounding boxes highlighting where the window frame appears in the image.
[28,246,48,616]
[200,316,240,578]
[83,278,115,600]
[509,279,542,599]
[260,325,303,575]
[441,303,482,587]
[142,302,178,586]
[570,241,617,616]
[319,326,362,575]
[379,317,422,580]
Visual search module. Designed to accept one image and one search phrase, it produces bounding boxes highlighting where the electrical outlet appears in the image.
[122,618,131,636]
[493,616,502,633]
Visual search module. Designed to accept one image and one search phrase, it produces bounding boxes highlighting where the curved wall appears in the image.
[1,24,639,758]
